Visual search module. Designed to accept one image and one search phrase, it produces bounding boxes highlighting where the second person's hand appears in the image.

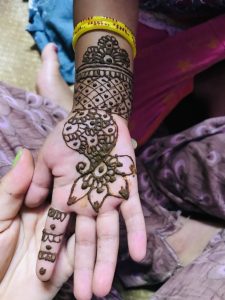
[0,149,75,300]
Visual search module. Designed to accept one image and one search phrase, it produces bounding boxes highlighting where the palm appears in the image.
[26,109,146,299]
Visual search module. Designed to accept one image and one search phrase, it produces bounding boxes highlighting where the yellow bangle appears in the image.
[72,16,136,58]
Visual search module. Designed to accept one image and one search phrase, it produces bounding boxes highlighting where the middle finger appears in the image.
[74,215,96,300]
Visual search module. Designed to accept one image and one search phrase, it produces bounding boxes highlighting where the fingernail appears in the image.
[131,138,138,150]
[53,44,58,52]
[12,149,23,167]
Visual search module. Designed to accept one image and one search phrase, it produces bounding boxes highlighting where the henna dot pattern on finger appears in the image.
[38,251,56,263]
[39,268,46,275]
[41,229,63,243]
[50,224,56,230]
[37,207,70,278]
[48,207,67,222]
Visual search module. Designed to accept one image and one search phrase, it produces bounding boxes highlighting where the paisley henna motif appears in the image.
[63,35,135,213]
[63,109,136,212]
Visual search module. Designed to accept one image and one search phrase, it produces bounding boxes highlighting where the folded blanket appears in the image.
[27,0,75,84]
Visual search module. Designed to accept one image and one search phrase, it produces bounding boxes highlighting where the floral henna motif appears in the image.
[63,35,135,213]
[73,35,133,120]
[63,109,136,212]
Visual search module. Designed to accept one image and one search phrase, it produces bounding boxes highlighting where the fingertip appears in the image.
[128,231,147,262]
[4,148,34,194]
[92,268,112,298]
[42,43,59,61]
[74,272,93,300]
[36,262,51,282]
[11,148,34,174]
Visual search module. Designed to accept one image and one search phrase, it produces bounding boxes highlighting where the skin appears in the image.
[25,1,147,299]
[32,3,225,296]
[25,111,146,299]
[0,149,75,300]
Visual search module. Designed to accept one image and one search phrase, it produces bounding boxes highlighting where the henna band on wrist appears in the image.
[72,16,136,58]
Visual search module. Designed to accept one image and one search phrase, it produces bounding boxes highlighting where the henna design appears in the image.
[42,229,63,243]
[38,250,56,263]
[46,245,52,251]
[63,109,117,165]
[74,35,133,120]
[63,35,136,213]
[50,224,56,230]
[63,109,135,212]
[39,268,46,275]
[48,208,67,222]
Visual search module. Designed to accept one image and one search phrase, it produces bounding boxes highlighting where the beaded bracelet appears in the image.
[72,16,136,58]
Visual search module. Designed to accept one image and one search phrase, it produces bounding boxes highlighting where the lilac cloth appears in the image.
[2,81,225,299]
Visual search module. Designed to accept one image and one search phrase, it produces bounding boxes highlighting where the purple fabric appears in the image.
[0,84,225,300]
[152,229,225,299]
[139,117,225,220]
[1,82,225,299]
[0,82,181,293]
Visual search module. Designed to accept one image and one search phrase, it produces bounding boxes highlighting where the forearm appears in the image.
[72,0,139,122]
[74,0,139,33]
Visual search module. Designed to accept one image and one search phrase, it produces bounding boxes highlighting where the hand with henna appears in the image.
[25,35,147,300]
[0,150,75,300]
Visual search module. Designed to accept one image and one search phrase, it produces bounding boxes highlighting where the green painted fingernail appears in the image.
[12,149,23,167]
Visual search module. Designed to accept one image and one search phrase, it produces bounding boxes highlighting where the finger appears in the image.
[131,138,138,150]
[93,210,119,298]
[74,215,96,300]
[36,206,70,281]
[0,149,34,223]
[120,193,147,261]
[25,153,52,208]
[51,233,75,289]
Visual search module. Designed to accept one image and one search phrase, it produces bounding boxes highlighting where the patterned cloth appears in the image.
[2,81,225,299]
[152,230,225,299]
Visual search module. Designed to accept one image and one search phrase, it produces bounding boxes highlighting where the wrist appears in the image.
[73,34,133,121]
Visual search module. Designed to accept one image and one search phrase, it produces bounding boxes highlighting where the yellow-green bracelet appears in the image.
[72,16,136,58]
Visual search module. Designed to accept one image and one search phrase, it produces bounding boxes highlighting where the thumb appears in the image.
[25,151,52,208]
[0,149,34,222]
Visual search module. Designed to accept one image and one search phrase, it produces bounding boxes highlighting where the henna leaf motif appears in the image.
[67,154,135,212]
[63,109,135,212]
[63,35,135,213]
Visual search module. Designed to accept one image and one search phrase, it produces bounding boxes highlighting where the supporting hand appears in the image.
[0,150,75,300]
